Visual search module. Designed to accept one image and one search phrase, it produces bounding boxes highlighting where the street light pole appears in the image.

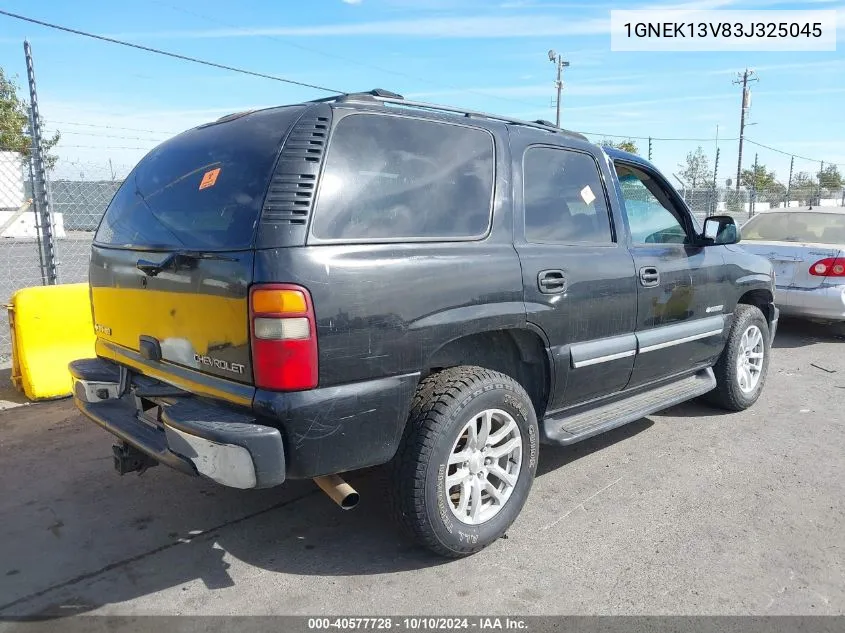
[548,50,570,127]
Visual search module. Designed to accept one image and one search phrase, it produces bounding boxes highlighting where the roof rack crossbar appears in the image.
[310,91,587,141]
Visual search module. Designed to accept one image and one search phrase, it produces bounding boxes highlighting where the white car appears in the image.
[741,207,845,322]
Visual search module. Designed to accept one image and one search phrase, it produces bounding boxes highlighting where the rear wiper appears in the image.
[136,251,237,277]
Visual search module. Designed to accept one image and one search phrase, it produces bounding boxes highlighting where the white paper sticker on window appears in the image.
[580,185,596,205]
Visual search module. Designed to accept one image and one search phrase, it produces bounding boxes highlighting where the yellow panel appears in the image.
[8,283,96,401]
[89,287,247,355]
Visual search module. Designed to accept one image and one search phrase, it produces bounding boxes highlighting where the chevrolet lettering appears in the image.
[193,354,245,375]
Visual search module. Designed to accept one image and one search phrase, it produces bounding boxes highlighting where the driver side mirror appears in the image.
[702,215,740,245]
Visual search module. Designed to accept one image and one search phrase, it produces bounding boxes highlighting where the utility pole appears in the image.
[712,147,720,217]
[648,137,653,161]
[786,155,794,207]
[733,68,758,193]
[547,49,570,127]
[751,152,759,216]
[817,161,824,205]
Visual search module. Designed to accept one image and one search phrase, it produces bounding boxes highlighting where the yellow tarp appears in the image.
[8,283,96,400]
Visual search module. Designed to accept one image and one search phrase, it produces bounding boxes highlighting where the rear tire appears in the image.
[389,366,539,558]
[706,304,770,411]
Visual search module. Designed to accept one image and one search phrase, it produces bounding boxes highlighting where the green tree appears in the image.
[790,171,818,205]
[0,67,60,170]
[740,163,777,191]
[678,146,713,188]
[600,138,638,155]
[817,164,842,191]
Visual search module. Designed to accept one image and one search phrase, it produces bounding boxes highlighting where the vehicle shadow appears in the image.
[1,403,652,618]
[537,418,653,476]
[772,317,845,350]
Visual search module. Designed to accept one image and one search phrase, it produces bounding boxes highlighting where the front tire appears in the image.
[389,366,539,558]
[706,304,770,411]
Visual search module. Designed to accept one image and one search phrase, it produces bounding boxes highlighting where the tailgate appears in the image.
[89,105,306,389]
[90,246,255,383]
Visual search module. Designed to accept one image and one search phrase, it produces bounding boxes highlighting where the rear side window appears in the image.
[523,147,613,244]
[311,114,494,241]
[95,106,303,250]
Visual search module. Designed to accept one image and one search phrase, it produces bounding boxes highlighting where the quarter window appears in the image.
[311,114,494,241]
[523,147,613,244]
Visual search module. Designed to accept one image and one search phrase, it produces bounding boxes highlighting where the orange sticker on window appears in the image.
[199,168,221,190]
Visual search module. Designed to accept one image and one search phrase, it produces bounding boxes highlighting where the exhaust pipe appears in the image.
[313,474,360,510]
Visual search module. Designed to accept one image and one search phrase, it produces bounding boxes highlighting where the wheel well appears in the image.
[737,289,774,323]
[424,329,550,419]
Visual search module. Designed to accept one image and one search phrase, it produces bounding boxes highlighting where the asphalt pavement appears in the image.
[0,318,843,617]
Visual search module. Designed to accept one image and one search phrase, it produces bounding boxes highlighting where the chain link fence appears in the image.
[52,167,122,285]
[0,148,124,361]
[682,186,845,226]
[0,151,49,361]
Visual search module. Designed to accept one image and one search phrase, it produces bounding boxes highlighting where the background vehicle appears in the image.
[741,208,845,324]
[70,90,777,558]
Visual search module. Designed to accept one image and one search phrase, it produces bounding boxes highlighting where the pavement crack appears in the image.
[0,488,319,614]
[540,475,625,531]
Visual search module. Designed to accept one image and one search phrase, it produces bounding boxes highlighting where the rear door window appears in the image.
[94,106,304,251]
[523,147,613,244]
[311,114,494,241]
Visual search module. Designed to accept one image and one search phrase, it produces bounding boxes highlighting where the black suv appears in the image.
[71,89,778,557]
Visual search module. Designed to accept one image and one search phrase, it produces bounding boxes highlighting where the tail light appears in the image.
[249,284,318,391]
[808,257,845,277]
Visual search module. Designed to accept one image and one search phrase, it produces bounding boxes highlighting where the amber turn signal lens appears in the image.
[251,289,307,315]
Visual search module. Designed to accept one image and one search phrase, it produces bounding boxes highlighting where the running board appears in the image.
[541,368,717,446]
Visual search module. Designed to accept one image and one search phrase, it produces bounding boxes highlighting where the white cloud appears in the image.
[113,14,611,39]
[705,59,845,75]
[406,82,636,100]
[342,0,363,4]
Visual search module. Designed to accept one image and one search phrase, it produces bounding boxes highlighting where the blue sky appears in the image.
[0,0,843,183]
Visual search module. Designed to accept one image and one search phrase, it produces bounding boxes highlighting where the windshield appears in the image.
[742,212,845,244]
[94,106,303,251]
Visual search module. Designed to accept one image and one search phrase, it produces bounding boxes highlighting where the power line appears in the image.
[0,9,343,94]
[152,0,550,111]
[57,144,156,150]
[745,139,845,168]
[50,120,180,134]
[582,130,738,142]
[45,129,166,142]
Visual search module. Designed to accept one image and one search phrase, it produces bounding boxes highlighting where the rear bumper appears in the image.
[70,357,420,484]
[69,359,285,489]
[775,284,845,321]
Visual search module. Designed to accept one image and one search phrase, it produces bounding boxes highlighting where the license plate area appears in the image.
[134,395,165,431]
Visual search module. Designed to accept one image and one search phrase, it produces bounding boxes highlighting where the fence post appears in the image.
[23,40,58,285]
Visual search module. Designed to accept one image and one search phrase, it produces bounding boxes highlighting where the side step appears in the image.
[541,368,716,446]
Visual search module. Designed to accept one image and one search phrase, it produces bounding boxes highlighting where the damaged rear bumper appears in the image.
[69,358,285,489]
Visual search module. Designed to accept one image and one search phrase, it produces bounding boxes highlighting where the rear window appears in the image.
[311,114,494,241]
[95,106,304,250]
[742,212,845,244]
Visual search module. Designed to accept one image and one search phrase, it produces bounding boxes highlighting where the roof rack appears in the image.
[310,89,588,141]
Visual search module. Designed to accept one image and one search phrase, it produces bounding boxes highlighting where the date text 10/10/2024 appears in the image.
[307,618,528,631]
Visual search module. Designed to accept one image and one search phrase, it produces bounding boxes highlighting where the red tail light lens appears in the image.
[809,258,845,277]
[249,284,318,391]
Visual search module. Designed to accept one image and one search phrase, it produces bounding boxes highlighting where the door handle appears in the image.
[639,266,660,287]
[538,269,567,294]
